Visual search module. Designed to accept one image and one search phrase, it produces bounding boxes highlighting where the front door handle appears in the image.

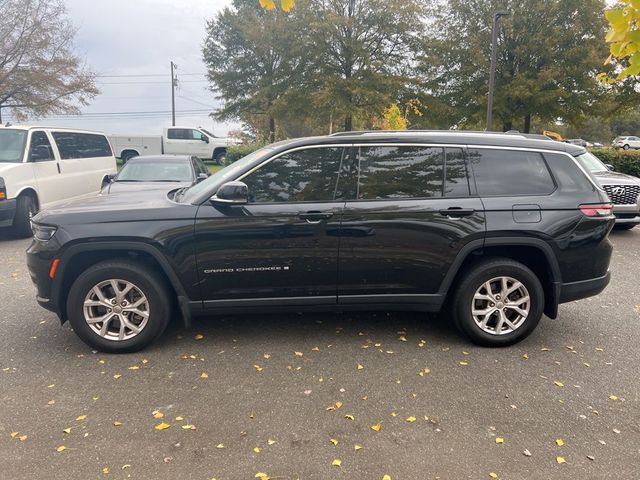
[439,207,475,218]
[299,211,334,223]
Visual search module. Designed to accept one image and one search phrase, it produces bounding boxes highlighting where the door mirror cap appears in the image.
[108,173,117,182]
[605,163,615,171]
[202,136,210,143]
[212,181,248,205]
[197,172,209,182]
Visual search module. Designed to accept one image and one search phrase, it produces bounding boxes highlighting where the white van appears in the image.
[0,125,117,237]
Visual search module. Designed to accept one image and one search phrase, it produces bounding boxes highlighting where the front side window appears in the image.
[29,131,54,162]
[190,130,206,141]
[468,149,555,196]
[242,147,346,203]
[51,132,112,159]
[357,146,444,200]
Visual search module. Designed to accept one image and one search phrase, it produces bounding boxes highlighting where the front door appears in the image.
[337,145,486,305]
[28,130,64,206]
[194,145,353,307]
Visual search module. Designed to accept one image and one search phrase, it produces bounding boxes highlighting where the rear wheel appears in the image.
[12,194,37,238]
[67,260,171,353]
[121,150,138,163]
[452,258,544,347]
[214,151,226,165]
[623,144,630,150]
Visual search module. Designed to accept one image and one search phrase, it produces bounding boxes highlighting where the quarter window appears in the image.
[51,132,112,159]
[243,147,346,203]
[167,129,189,140]
[357,146,444,200]
[468,149,555,196]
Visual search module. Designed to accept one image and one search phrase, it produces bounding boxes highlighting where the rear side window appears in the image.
[445,148,470,197]
[468,149,555,196]
[51,132,112,159]
[242,147,346,203]
[357,146,444,199]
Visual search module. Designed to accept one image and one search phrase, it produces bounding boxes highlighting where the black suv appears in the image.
[27,131,615,352]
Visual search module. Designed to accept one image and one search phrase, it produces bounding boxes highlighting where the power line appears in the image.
[96,80,209,85]
[95,73,207,78]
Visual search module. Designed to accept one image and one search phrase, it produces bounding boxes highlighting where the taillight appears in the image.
[578,204,613,217]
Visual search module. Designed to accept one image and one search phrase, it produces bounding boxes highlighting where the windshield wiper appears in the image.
[174,186,190,202]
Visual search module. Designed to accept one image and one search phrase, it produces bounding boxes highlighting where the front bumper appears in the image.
[0,198,17,228]
[558,271,611,304]
[26,240,61,317]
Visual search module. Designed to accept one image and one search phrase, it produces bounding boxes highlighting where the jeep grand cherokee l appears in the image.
[27,131,615,352]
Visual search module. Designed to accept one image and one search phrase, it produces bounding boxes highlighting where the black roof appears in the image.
[270,130,586,156]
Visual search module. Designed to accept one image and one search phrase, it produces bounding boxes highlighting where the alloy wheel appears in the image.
[471,276,530,335]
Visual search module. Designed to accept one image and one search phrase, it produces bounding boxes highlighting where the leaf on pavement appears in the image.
[294,351,304,357]
[554,381,564,387]
[330,438,338,445]
[556,438,564,446]
[495,437,504,444]
[556,456,566,464]
[609,394,618,401]
[113,374,122,379]
[102,467,109,475]
[383,476,392,480]
[398,335,407,342]
[332,459,342,467]
[406,416,417,423]
[459,361,469,366]
[56,445,67,452]
[113,421,122,427]
[63,427,72,434]
[371,423,382,432]
[354,444,363,451]
[76,415,87,421]
[344,414,355,421]
[200,372,209,379]
[268,439,276,445]
[489,473,498,479]
[357,363,364,370]
[195,334,204,340]
[154,422,170,431]
[153,411,164,419]
[253,447,260,453]
[255,473,270,480]
[254,365,263,372]
[216,443,225,449]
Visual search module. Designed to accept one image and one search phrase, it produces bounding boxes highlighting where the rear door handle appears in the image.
[299,211,334,223]
[439,207,475,218]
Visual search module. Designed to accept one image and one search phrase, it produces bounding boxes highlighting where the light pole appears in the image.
[486,10,509,131]
[170,61,177,126]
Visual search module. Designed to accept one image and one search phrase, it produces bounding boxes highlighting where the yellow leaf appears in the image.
[122,465,131,470]
[391,412,397,417]
[19,435,27,441]
[294,351,303,357]
[383,476,392,480]
[63,428,72,434]
[344,414,355,421]
[76,415,87,421]
[254,365,263,372]
[47,384,55,388]
[554,381,564,387]
[263,353,271,359]
[311,346,320,352]
[56,445,67,452]
[495,437,504,444]
[195,334,204,340]
[267,439,276,445]
[398,335,407,342]
[182,424,195,430]
[280,0,295,12]
[10,432,19,438]
[371,423,382,432]
[113,374,122,379]
[154,422,170,431]
[556,438,564,446]
[176,416,184,421]
[200,372,209,379]
[354,444,363,451]
[459,361,469,366]
[332,458,342,467]
[102,467,109,475]
[609,394,618,401]
[330,438,338,445]
[556,456,566,464]
[335,401,343,409]
[489,473,498,479]
[153,411,164,419]
[406,416,417,423]
[255,473,270,480]
[522,353,529,359]
[128,365,139,370]
[253,447,261,453]
[357,363,364,370]
[258,0,276,10]
[113,421,122,427]
[216,443,225,449]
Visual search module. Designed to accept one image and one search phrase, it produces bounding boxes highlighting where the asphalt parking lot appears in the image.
[0,228,638,480]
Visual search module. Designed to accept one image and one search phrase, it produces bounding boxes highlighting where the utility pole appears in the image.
[170,61,177,126]
[486,11,510,131]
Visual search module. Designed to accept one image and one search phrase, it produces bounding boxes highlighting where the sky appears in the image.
[24,0,237,136]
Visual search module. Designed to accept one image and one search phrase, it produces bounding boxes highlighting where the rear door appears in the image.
[194,145,353,306]
[337,144,485,305]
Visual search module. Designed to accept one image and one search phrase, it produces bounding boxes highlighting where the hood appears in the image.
[104,180,192,194]
[33,187,194,227]
[0,162,23,176]
[591,170,640,186]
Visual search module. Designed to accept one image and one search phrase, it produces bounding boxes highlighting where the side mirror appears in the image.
[108,173,116,182]
[202,136,210,144]
[197,173,208,182]
[212,181,248,205]
[605,163,615,171]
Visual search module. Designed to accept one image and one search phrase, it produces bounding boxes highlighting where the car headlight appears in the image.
[32,223,57,242]
[0,177,6,200]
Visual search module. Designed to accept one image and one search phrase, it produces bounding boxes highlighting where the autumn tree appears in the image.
[603,1,640,81]
[0,0,98,122]
[419,0,611,132]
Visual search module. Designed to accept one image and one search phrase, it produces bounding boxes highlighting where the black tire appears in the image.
[12,194,37,238]
[614,223,636,231]
[623,144,630,150]
[214,151,226,165]
[451,258,544,347]
[67,260,171,353]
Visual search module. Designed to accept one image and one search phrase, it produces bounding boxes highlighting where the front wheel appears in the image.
[12,194,37,238]
[67,260,171,353]
[214,151,226,165]
[623,144,630,150]
[451,258,544,347]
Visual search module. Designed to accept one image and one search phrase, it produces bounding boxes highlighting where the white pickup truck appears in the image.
[109,126,236,163]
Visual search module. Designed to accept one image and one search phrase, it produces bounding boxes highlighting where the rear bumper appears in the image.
[0,199,17,228]
[558,271,611,304]
[612,204,640,224]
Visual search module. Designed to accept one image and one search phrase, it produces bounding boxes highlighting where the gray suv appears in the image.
[576,151,640,229]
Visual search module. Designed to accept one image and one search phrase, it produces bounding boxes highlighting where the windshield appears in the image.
[117,160,194,182]
[576,152,608,173]
[180,146,275,203]
[0,129,27,163]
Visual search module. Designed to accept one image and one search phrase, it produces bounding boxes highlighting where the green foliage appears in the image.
[590,148,640,177]
[419,0,611,132]
[602,2,640,81]
[373,104,408,130]
[225,142,267,164]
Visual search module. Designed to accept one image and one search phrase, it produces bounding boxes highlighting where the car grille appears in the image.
[603,185,640,205]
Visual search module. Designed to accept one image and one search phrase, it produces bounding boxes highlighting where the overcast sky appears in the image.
[25,0,237,136]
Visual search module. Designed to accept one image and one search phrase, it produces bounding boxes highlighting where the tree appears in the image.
[258,0,295,11]
[419,0,611,133]
[302,0,426,132]
[602,1,640,81]
[203,0,305,142]
[0,0,98,122]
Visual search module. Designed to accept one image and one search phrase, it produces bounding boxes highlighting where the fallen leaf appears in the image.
[195,334,204,340]
[253,447,260,453]
[154,422,170,431]
[556,456,566,464]
[554,381,564,387]
[383,476,392,480]
[122,465,131,470]
[153,411,164,419]
[267,439,276,445]
[371,423,382,432]
[182,424,195,430]
[254,365,263,372]
[63,427,72,434]
[47,400,55,405]
[354,444,363,451]
[56,445,67,452]
[332,459,342,467]
[406,416,417,423]
[128,365,139,370]
[102,467,109,475]
[344,414,355,421]
[587,455,595,461]
[216,443,225,449]
[255,473,270,480]
[495,437,504,444]
[489,474,498,479]
[176,416,184,421]
[522,353,529,359]
[200,372,209,379]
[335,401,343,409]
[311,346,320,352]
[294,351,303,357]
[113,421,123,427]
[459,361,469,366]
[330,438,338,445]
[609,394,618,401]
[523,449,532,457]
[556,438,564,446]
[19,435,27,441]
[398,335,407,342]
[357,363,364,370]
[113,374,121,380]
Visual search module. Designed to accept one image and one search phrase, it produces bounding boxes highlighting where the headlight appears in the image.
[32,223,57,242]
[0,177,6,200]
